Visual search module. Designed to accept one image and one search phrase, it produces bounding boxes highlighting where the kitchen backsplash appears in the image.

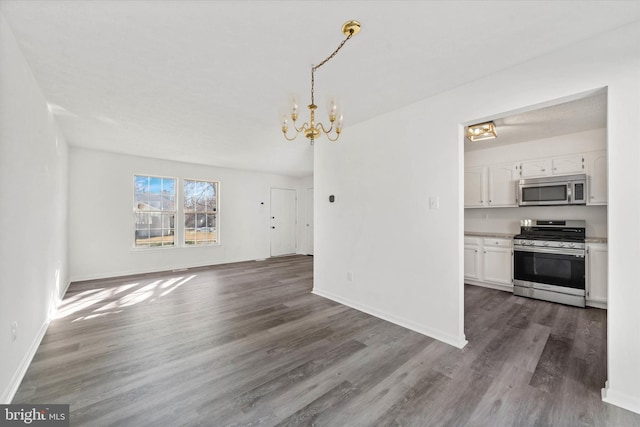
[465,205,607,238]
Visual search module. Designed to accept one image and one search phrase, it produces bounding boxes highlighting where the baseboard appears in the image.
[464,280,513,293]
[312,288,468,349]
[586,299,607,309]
[1,320,49,404]
[68,256,271,283]
[602,381,640,414]
[59,279,71,301]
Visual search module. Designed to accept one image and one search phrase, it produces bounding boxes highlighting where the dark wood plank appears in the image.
[11,260,640,426]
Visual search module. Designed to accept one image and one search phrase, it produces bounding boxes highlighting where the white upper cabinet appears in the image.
[464,167,485,207]
[551,154,585,175]
[487,164,518,207]
[587,150,607,205]
[464,164,518,208]
[518,159,551,178]
[518,154,584,178]
[466,149,607,207]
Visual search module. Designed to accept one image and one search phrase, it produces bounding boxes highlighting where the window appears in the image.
[134,175,176,248]
[184,179,218,245]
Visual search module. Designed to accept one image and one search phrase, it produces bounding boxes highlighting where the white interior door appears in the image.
[305,188,314,255]
[270,188,297,257]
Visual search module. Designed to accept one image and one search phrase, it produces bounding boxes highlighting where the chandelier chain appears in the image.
[311,31,354,105]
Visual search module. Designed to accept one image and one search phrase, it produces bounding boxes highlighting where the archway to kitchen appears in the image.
[462,87,609,398]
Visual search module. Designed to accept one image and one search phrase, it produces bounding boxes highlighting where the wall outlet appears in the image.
[11,321,17,342]
[347,271,354,282]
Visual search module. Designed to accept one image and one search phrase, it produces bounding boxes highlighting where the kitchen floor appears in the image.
[12,256,640,426]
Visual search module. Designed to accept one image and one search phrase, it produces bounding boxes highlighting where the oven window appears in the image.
[514,250,585,289]
[522,185,567,202]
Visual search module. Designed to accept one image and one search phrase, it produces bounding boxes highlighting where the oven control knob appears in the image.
[568,243,575,248]
[558,242,565,248]
[543,241,549,246]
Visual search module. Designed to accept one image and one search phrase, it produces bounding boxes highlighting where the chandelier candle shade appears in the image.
[282,20,361,144]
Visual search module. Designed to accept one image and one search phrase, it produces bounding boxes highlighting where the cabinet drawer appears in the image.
[464,237,481,246]
[482,238,512,248]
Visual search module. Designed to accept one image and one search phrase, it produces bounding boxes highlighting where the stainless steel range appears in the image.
[513,219,586,307]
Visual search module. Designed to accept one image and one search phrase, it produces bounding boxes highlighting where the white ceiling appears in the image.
[1,1,638,176]
[464,90,608,151]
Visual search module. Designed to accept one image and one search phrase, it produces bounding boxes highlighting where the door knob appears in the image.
[271,226,275,229]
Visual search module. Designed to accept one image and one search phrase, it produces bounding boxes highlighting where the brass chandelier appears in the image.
[282,20,361,144]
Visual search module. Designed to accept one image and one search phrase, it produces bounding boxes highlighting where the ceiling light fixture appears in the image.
[466,121,497,141]
[281,20,361,144]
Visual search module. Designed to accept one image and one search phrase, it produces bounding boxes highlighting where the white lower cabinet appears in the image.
[464,241,481,280]
[482,245,512,285]
[586,243,608,308]
[464,236,513,291]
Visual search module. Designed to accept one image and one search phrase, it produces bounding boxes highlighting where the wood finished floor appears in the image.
[13,255,640,426]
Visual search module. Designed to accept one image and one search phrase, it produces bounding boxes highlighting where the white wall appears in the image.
[296,175,314,256]
[465,128,607,238]
[68,148,306,281]
[314,22,640,413]
[0,15,69,403]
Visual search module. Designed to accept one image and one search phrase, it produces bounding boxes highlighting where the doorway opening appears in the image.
[270,187,297,257]
[462,87,609,397]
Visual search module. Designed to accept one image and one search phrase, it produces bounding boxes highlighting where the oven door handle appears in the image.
[514,246,585,257]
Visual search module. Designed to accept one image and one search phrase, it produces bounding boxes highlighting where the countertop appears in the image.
[464,231,608,244]
[464,231,516,239]
[585,237,608,244]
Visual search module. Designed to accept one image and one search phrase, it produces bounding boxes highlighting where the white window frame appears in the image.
[133,174,177,249]
[183,178,220,246]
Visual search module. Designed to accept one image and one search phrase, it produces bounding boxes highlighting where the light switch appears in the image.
[429,196,440,210]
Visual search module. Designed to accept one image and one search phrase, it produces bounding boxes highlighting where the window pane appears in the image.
[198,228,216,243]
[134,175,176,248]
[162,178,175,194]
[184,228,195,245]
[149,177,162,195]
[136,212,149,228]
[183,179,218,246]
[185,213,195,228]
[134,176,149,206]
[195,213,205,228]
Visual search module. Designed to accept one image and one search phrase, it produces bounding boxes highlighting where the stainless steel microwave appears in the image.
[518,174,587,206]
